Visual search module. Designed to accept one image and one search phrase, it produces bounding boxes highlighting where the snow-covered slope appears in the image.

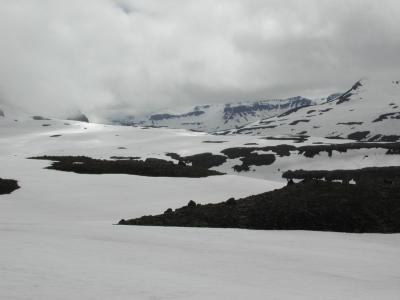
[221,79,400,141]
[111,97,313,132]
[1,98,400,299]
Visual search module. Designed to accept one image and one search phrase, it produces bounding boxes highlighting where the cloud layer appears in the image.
[0,0,399,118]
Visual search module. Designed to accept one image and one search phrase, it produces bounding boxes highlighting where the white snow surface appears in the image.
[224,78,400,139]
[1,110,400,299]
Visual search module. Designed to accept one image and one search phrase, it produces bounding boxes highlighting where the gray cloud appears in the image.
[0,0,399,119]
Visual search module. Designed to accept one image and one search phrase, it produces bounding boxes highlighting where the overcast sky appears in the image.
[0,0,399,118]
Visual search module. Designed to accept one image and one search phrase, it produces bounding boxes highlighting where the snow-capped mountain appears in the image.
[111,96,313,132]
[219,78,400,142]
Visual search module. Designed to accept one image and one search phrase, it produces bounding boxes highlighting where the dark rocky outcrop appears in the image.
[347,131,370,141]
[166,152,227,169]
[119,167,400,233]
[233,153,276,172]
[373,112,400,123]
[32,116,51,121]
[0,178,20,195]
[29,156,223,178]
[289,119,310,126]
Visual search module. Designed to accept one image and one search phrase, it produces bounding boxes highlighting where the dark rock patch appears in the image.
[289,119,310,126]
[110,156,141,160]
[166,152,227,169]
[260,135,308,143]
[29,156,223,178]
[283,166,400,184]
[118,167,400,233]
[336,81,362,105]
[373,112,400,122]
[347,131,370,141]
[50,134,62,138]
[233,153,276,172]
[32,116,51,121]
[0,109,4,117]
[337,122,363,125]
[42,124,51,127]
[0,178,20,195]
[222,142,400,160]
[202,141,227,144]
[368,135,400,142]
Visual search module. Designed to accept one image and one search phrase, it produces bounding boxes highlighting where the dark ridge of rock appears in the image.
[166,152,227,169]
[307,110,316,114]
[337,122,363,125]
[319,108,333,113]
[234,125,277,133]
[283,166,400,183]
[42,124,51,127]
[202,141,227,143]
[221,142,400,161]
[223,97,312,121]
[336,81,362,105]
[0,109,4,117]
[118,168,400,233]
[110,156,141,160]
[243,143,258,146]
[221,145,296,160]
[373,112,400,122]
[289,119,310,126]
[368,135,400,142]
[347,131,370,141]
[0,178,20,195]
[260,135,309,143]
[29,156,223,178]
[50,134,62,138]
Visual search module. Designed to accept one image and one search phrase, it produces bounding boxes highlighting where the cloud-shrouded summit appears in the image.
[0,0,399,119]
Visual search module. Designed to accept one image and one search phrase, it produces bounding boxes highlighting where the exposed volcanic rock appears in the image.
[373,112,400,122]
[0,178,20,195]
[166,152,227,169]
[336,81,363,104]
[29,156,223,178]
[233,153,276,172]
[337,122,363,125]
[221,142,400,170]
[32,116,51,121]
[118,167,400,233]
[347,131,370,141]
[289,119,310,126]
